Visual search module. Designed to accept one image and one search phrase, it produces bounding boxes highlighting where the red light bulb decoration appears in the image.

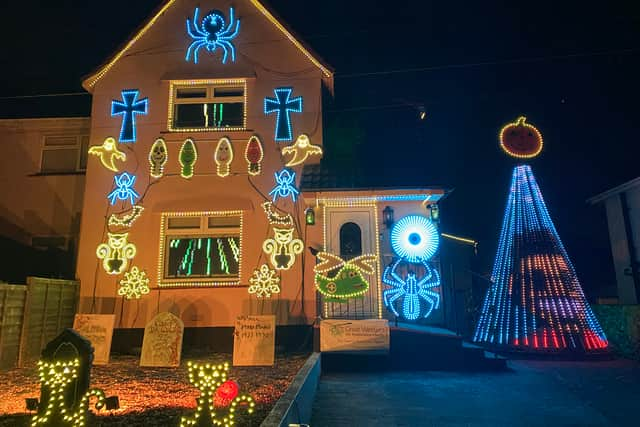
[499,116,543,159]
[214,380,240,407]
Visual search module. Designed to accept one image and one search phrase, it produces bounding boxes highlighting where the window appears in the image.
[340,222,362,261]
[168,79,247,131]
[159,211,243,287]
[40,135,89,173]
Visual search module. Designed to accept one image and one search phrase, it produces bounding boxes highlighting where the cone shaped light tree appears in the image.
[474,117,608,352]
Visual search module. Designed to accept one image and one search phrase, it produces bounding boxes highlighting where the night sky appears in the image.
[1,0,639,298]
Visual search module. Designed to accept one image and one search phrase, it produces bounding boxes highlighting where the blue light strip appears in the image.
[111,89,148,143]
[264,87,303,142]
[474,165,608,351]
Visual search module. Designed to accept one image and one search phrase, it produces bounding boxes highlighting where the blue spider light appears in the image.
[269,169,299,202]
[111,90,148,143]
[264,88,303,142]
[382,258,441,320]
[390,215,439,262]
[108,172,140,205]
[186,7,240,64]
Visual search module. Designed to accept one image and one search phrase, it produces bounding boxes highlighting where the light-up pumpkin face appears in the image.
[499,116,543,159]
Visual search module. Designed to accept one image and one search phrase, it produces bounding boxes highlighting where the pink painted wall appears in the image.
[76,0,326,327]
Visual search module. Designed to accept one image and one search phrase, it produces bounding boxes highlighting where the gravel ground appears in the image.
[0,353,309,426]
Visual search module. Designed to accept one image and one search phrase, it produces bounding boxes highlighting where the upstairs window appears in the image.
[159,211,243,287]
[168,79,247,132]
[40,135,89,173]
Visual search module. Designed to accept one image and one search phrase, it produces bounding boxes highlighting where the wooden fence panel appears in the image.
[17,277,79,367]
[0,284,27,369]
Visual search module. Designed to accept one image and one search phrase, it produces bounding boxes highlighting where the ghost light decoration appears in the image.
[214,137,234,177]
[88,137,126,172]
[244,136,263,176]
[282,134,323,167]
[180,138,198,179]
[149,138,168,178]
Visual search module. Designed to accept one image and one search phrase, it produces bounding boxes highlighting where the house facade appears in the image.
[589,177,640,305]
[0,117,89,281]
[75,0,448,335]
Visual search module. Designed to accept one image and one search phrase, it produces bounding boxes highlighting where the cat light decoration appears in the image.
[262,227,304,270]
[96,232,137,275]
[149,137,168,178]
[214,137,234,177]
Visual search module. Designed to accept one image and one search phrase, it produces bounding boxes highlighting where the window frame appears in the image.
[40,134,89,174]
[158,211,244,288]
[167,79,248,132]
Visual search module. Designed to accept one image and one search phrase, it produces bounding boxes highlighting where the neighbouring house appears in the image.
[0,117,90,281]
[589,177,640,305]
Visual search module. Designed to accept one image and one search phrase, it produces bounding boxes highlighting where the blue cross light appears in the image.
[111,90,148,143]
[108,172,140,205]
[264,87,303,142]
[269,169,299,202]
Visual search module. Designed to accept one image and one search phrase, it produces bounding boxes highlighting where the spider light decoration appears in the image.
[186,7,240,64]
[269,169,299,202]
[180,361,254,427]
[383,215,442,321]
[107,172,139,206]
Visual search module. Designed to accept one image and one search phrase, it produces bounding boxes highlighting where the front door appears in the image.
[323,206,380,319]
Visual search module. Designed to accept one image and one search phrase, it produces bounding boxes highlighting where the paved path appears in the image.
[311,359,640,427]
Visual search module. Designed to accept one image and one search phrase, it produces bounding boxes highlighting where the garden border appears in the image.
[260,352,320,427]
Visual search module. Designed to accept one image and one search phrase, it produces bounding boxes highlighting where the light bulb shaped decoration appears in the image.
[214,137,234,177]
[149,138,168,178]
[244,135,264,176]
[179,138,198,179]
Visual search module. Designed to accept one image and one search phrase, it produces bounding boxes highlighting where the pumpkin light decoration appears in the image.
[499,116,543,159]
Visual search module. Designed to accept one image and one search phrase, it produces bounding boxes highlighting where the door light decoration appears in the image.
[382,258,441,320]
[474,165,608,352]
[180,361,255,427]
[149,138,168,178]
[214,137,234,177]
[282,134,322,166]
[314,252,377,301]
[264,87,303,142]
[390,215,439,262]
[108,205,144,228]
[88,137,126,172]
[262,228,303,270]
[499,116,543,159]
[261,201,293,226]
[96,233,137,275]
[31,358,108,427]
[185,7,240,64]
[118,266,150,299]
[107,172,140,206]
[244,136,263,176]
[269,169,299,202]
[111,89,148,143]
[179,138,198,178]
[248,264,281,298]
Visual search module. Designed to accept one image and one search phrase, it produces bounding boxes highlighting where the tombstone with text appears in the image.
[233,315,275,366]
[140,312,184,367]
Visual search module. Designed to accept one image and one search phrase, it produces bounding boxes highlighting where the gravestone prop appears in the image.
[73,314,115,365]
[31,328,108,426]
[140,312,184,367]
[233,315,275,366]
